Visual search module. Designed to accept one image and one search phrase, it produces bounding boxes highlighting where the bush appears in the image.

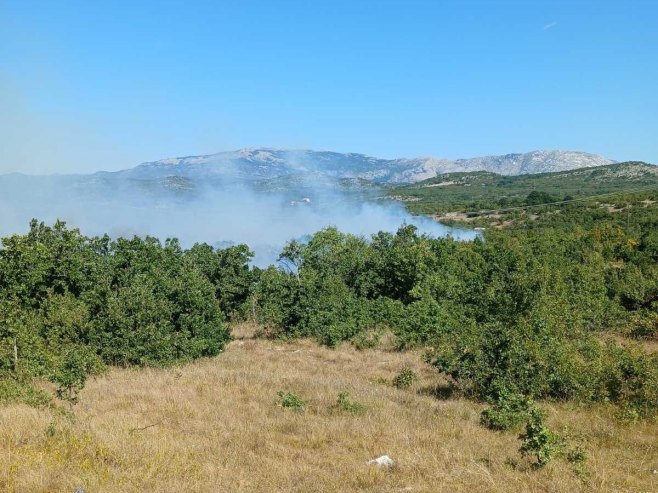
[50,346,103,406]
[626,310,658,340]
[429,320,574,400]
[429,316,658,419]
[480,391,533,431]
[87,237,231,366]
[567,444,589,480]
[595,342,658,420]
[0,221,237,407]
[393,368,418,389]
[335,391,363,414]
[518,407,563,468]
[277,391,305,411]
[0,376,50,407]
[351,329,381,350]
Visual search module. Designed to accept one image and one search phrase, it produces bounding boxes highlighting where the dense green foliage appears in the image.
[480,392,533,431]
[1,178,657,421]
[0,220,247,404]
[251,191,658,418]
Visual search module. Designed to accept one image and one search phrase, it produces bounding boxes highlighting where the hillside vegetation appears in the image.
[388,161,658,216]
[1,169,658,490]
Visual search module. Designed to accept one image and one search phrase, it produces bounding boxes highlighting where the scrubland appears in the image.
[1,324,656,493]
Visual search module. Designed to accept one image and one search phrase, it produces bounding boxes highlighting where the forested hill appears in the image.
[389,161,658,215]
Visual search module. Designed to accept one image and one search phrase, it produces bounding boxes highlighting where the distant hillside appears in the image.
[129,147,616,185]
[0,147,618,217]
[0,148,621,250]
[0,149,616,197]
[389,161,658,215]
[451,150,615,175]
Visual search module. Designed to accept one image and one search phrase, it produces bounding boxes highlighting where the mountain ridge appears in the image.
[1,148,621,183]
[120,148,618,185]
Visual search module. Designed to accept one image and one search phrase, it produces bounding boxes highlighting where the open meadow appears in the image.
[1,324,656,493]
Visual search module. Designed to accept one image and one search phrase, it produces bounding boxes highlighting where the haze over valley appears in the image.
[0,148,616,263]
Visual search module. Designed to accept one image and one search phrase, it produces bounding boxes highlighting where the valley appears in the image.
[0,148,625,265]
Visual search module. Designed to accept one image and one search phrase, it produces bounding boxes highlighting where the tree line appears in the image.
[1,199,657,418]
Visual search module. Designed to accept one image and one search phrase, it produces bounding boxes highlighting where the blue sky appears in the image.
[1,0,657,173]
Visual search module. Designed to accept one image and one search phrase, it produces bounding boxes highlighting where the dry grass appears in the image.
[1,324,657,492]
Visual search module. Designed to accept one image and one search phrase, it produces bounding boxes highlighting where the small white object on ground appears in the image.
[367,455,395,467]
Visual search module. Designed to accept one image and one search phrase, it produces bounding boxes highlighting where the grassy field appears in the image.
[1,324,657,493]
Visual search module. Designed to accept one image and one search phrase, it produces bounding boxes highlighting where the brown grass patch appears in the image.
[1,335,657,492]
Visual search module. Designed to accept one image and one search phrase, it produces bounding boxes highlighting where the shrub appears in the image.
[429,320,568,400]
[428,316,658,420]
[0,222,237,408]
[480,391,533,431]
[351,329,381,350]
[0,376,50,407]
[335,391,363,414]
[595,342,658,420]
[277,391,305,411]
[567,444,589,481]
[50,346,103,406]
[518,407,563,468]
[626,310,658,340]
[87,237,231,366]
[393,368,418,389]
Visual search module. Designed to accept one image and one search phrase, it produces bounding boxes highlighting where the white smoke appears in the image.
[0,165,477,266]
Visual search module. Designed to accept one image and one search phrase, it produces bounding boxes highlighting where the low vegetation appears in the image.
[1,334,657,492]
[392,368,417,389]
[335,391,364,415]
[387,161,658,216]
[277,390,306,411]
[1,164,657,489]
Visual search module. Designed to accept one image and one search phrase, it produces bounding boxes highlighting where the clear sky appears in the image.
[1,0,657,174]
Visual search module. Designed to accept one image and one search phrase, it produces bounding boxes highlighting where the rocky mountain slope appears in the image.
[126,148,616,185]
[0,149,642,262]
[0,148,617,208]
